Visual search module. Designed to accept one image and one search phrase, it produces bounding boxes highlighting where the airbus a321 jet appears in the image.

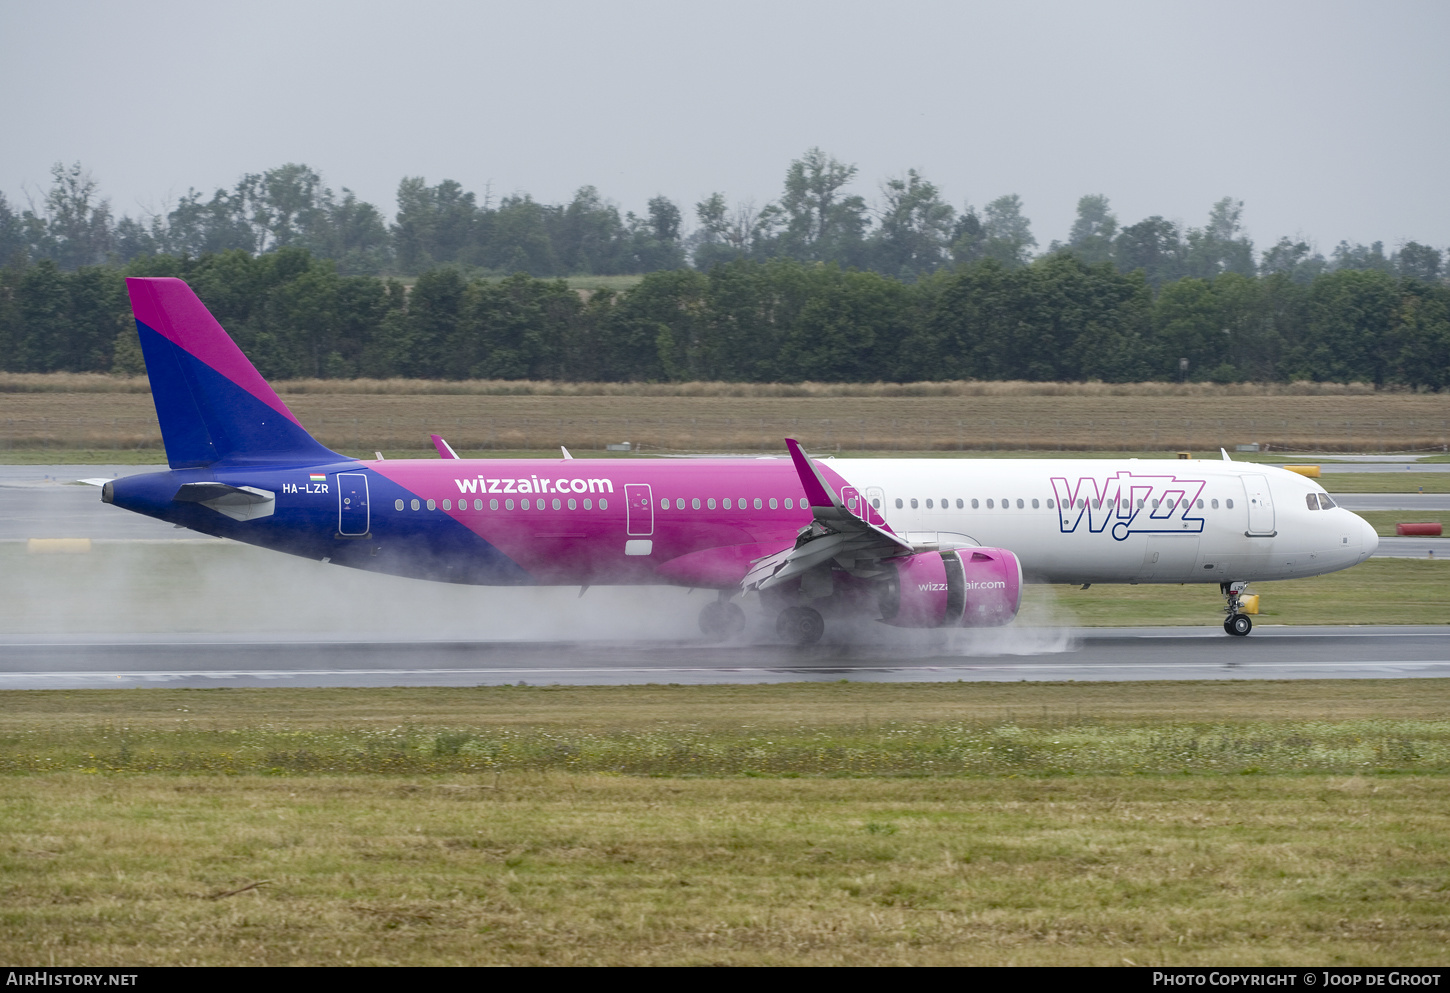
[97,277,1379,643]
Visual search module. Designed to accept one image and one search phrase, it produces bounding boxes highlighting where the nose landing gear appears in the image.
[1221,581,1252,636]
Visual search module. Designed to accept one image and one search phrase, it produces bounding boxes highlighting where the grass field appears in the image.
[2,682,1449,965]
[3,381,1448,454]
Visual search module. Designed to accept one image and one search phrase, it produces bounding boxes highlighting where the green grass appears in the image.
[2,682,1450,965]
[1320,473,1450,493]
[1061,559,1449,626]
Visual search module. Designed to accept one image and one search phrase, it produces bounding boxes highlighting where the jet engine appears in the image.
[878,548,1022,628]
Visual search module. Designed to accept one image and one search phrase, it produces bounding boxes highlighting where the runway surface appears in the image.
[2,464,1446,689]
[2,626,1448,688]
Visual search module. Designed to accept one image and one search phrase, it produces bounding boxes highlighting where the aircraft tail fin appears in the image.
[125,277,342,468]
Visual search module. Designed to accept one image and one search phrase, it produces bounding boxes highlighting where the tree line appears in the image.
[2,154,1444,286]
[3,246,1447,389]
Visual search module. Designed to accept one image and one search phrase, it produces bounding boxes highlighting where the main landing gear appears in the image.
[776,605,825,646]
[1221,581,1252,637]
[698,596,747,641]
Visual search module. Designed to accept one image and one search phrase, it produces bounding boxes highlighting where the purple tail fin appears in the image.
[126,277,341,468]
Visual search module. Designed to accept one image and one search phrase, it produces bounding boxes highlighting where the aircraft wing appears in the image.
[742,439,914,592]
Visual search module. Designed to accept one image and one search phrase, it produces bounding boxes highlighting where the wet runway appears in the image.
[2,464,1446,689]
[2,626,1448,688]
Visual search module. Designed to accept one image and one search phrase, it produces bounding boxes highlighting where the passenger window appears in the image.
[410,499,420,511]
[1137,499,1145,509]
[1211,499,1218,509]
[1076,499,1085,510]
[660,498,669,510]
[394,499,404,511]
[474,499,483,511]
[895,498,903,509]
[1306,494,1319,511]
[1196,499,1204,509]
[427,499,437,511]
[910,498,919,509]
[568,498,577,510]
[925,499,933,509]
[723,498,732,510]
[1226,499,1234,509]
[769,497,778,510]
[599,498,608,510]
[1092,499,1100,510]
[521,498,530,510]
[1017,498,1024,509]
[505,499,514,510]
[552,498,562,510]
[708,498,717,510]
[1151,499,1158,509]
[1121,498,1129,509]
[753,497,763,510]
[583,498,592,510]
[956,498,964,509]
[692,498,701,510]
[490,499,499,511]
[972,499,979,509]
[1046,499,1053,509]
[1003,498,1010,509]
[872,498,881,509]
[986,499,994,509]
[443,499,452,511]
[1031,498,1039,509]
[676,498,686,510]
[784,498,793,509]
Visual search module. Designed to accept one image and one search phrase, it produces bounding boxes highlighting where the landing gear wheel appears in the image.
[1225,613,1252,637]
[776,606,825,645]
[699,601,746,641]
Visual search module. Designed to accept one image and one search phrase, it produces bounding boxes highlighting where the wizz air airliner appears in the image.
[98,277,1378,643]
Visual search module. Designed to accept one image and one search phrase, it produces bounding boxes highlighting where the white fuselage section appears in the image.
[829,458,1377,584]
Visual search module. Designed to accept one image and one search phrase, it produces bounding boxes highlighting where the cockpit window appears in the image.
[1306,494,1319,511]
[1317,493,1336,510]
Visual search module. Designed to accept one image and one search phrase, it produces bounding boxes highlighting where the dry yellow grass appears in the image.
[4,384,1449,453]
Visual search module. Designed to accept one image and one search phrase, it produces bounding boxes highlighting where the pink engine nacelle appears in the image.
[879,548,1023,628]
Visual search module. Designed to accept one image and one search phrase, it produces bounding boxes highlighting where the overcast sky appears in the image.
[3,0,1446,253]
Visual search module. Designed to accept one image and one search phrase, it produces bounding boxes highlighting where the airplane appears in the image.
[97,276,1380,644]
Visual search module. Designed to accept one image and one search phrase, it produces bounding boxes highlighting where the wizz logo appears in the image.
[1050,472,1207,541]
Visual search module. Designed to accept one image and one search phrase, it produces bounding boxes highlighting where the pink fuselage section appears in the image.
[367,457,828,588]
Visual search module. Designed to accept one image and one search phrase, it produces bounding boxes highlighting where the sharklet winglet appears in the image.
[430,434,460,459]
[785,438,840,510]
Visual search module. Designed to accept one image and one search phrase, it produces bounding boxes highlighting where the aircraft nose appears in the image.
[1357,514,1379,560]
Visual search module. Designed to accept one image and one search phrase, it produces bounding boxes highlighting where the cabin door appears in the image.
[625,483,654,536]
[1241,474,1276,535]
[337,473,370,536]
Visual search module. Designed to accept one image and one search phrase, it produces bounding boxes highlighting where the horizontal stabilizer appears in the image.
[174,481,276,521]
